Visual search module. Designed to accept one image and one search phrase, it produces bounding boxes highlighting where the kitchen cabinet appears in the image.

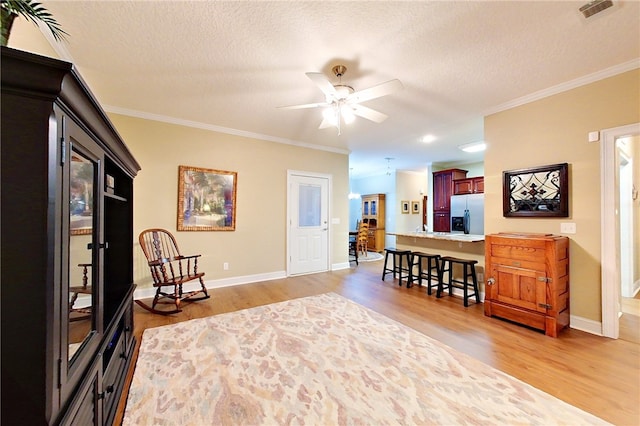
[484,233,570,337]
[433,212,451,233]
[1,47,141,424]
[453,176,484,195]
[361,194,385,252]
[432,169,467,232]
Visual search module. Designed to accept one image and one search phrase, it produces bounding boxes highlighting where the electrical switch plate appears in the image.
[560,222,576,234]
[223,262,229,270]
[588,131,600,142]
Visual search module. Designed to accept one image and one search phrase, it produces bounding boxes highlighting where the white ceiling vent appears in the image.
[579,0,614,18]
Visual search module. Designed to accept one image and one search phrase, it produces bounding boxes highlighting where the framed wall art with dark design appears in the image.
[503,163,568,217]
[177,165,237,231]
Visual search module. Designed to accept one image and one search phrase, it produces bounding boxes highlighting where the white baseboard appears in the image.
[134,270,287,301]
[569,315,603,336]
[332,262,352,271]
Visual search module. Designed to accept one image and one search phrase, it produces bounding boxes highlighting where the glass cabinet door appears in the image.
[67,147,99,363]
[59,115,104,406]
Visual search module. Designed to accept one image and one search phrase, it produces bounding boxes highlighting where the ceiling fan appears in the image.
[278,65,403,134]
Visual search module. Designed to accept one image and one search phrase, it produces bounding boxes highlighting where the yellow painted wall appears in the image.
[6,17,59,58]
[108,115,349,289]
[485,69,640,322]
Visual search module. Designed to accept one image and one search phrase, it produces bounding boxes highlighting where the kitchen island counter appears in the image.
[388,232,484,243]
[388,232,486,297]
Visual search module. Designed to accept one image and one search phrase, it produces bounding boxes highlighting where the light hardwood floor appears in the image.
[115,260,640,425]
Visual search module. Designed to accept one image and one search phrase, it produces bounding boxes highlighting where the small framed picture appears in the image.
[401,200,410,214]
[411,201,420,214]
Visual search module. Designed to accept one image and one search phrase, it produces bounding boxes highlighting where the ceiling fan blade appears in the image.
[348,79,403,104]
[277,102,329,110]
[352,105,388,123]
[306,72,336,97]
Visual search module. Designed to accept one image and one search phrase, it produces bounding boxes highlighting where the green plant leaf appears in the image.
[1,0,68,41]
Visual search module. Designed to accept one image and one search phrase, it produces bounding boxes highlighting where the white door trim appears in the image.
[601,123,640,338]
[286,170,332,276]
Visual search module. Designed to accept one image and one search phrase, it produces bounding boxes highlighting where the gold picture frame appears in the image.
[177,165,237,231]
[411,201,420,214]
[401,200,410,214]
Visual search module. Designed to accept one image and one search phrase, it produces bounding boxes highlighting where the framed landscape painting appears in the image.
[177,165,237,231]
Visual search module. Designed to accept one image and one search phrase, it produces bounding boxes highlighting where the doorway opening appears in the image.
[601,123,639,339]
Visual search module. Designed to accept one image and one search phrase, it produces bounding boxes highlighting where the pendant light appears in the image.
[385,157,394,176]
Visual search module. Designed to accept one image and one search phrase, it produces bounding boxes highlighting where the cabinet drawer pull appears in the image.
[512,261,521,267]
[487,278,495,286]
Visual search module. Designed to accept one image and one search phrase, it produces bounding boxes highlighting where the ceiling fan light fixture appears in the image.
[280,64,402,135]
[334,85,354,99]
[341,106,355,124]
[458,141,486,153]
[323,107,338,126]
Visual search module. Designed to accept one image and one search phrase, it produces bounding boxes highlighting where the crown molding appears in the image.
[485,58,640,116]
[103,105,351,156]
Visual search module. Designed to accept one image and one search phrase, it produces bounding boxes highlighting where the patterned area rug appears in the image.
[124,293,609,425]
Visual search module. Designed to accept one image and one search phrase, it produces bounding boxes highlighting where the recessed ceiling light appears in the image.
[420,134,436,143]
[458,141,486,153]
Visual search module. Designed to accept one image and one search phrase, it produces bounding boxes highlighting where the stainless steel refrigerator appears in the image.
[450,193,484,235]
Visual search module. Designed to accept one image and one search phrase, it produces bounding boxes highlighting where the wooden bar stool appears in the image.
[437,256,480,307]
[410,252,442,295]
[381,247,412,287]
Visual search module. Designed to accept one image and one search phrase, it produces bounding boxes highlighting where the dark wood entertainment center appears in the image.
[1,47,141,424]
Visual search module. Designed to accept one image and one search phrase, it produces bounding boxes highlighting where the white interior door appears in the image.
[288,172,329,275]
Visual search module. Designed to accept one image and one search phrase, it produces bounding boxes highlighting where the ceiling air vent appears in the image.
[579,0,614,18]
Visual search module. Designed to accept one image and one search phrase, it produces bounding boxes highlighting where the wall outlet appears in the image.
[560,222,576,234]
[223,262,229,270]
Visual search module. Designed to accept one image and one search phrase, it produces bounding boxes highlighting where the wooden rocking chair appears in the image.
[136,228,210,314]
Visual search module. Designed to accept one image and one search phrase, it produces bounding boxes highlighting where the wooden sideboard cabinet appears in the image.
[1,47,141,425]
[453,176,484,195]
[484,233,570,337]
[432,169,467,232]
[361,194,386,252]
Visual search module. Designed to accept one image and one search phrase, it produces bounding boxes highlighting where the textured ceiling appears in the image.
[42,1,640,177]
